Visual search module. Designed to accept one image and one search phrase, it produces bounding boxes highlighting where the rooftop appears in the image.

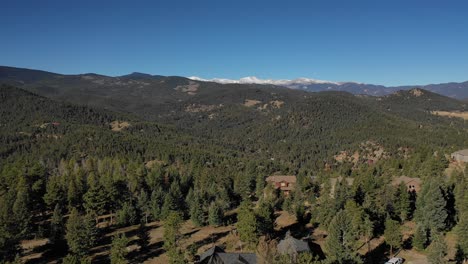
[277,231,311,255]
[198,246,257,264]
[265,175,297,183]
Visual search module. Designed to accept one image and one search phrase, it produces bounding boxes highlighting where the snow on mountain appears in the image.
[188,76,344,85]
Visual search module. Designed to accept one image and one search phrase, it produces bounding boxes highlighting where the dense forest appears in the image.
[0,72,467,264]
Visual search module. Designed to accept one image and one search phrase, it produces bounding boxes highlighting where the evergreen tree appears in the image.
[236,201,258,248]
[150,189,163,221]
[160,194,176,220]
[65,208,97,257]
[395,182,410,221]
[110,234,129,264]
[413,224,428,250]
[384,217,402,255]
[116,202,137,226]
[324,210,362,264]
[189,197,204,227]
[427,233,448,264]
[50,203,64,244]
[456,212,468,263]
[415,179,448,232]
[208,202,223,227]
[256,201,275,235]
[163,211,185,264]
[13,176,31,236]
[362,215,374,254]
[137,190,151,224]
[83,173,107,216]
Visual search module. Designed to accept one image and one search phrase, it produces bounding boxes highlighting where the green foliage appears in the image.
[395,182,410,221]
[116,202,137,227]
[50,204,64,244]
[427,233,448,264]
[256,201,275,235]
[110,234,129,264]
[65,208,97,257]
[384,217,402,255]
[456,212,468,262]
[236,201,258,247]
[413,224,428,250]
[415,179,448,232]
[324,210,362,264]
[296,252,321,264]
[189,197,204,227]
[208,202,223,226]
[163,211,185,264]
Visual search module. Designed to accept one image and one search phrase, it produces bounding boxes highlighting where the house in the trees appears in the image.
[451,149,468,163]
[277,231,311,260]
[392,176,421,193]
[197,246,257,264]
[265,175,296,196]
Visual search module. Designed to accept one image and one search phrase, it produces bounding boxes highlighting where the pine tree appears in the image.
[362,215,374,254]
[116,202,137,226]
[427,233,447,264]
[65,208,88,257]
[163,211,185,264]
[415,179,448,232]
[189,198,204,227]
[83,173,107,216]
[50,203,64,244]
[384,217,402,255]
[160,194,176,220]
[137,190,150,224]
[396,182,410,221]
[256,201,274,235]
[236,201,258,248]
[413,224,428,250]
[110,234,129,264]
[13,176,31,236]
[208,202,223,227]
[150,189,163,221]
[456,212,468,263]
[324,210,362,264]
[65,208,97,257]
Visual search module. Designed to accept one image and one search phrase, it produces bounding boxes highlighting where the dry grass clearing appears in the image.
[431,111,468,120]
[244,99,262,107]
[110,121,130,131]
[174,81,199,95]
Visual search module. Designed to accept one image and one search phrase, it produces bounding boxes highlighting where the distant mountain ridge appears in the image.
[189,76,468,99]
[1,66,467,99]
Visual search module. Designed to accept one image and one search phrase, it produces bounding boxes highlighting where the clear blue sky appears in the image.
[1,0,467,86]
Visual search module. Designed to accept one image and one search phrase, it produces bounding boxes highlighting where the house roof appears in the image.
[277,231,311,255]
[217,253,257,264]
[452,149,468,156]
[198,246,224,263]
[265,175,297,183]
[198,246,257,264]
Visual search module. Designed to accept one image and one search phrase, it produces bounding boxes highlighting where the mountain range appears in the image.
[189,76,468,99]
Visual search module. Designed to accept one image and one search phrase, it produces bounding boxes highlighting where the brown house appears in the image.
[265,175,296,195]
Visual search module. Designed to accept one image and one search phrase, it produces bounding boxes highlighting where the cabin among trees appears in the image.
[451,149,468,162]
[277,231,311,260]
[265,175,296,196]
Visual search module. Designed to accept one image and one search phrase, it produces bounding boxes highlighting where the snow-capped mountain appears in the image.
[188,76,343,85]
[187,76,468,99]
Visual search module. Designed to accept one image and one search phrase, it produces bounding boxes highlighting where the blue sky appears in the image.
[1,0,467,86]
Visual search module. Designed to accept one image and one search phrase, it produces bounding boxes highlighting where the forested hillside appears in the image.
[0,77,467,264]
